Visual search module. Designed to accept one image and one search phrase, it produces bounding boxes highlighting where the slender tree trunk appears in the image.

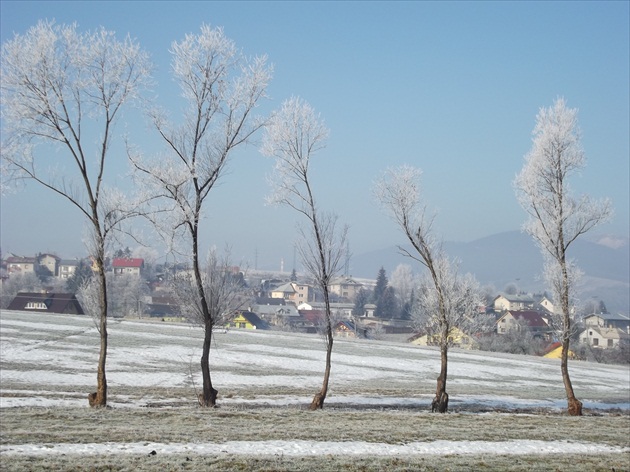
[560,259,582,416]
[432,342,449,413]
[310,286,333,410]
[89,247,108,408]
[199,321,218,407]
[191,218,217,407]
[561,321,582,416]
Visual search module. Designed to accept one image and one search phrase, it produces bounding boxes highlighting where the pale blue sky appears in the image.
[1,1,628,272]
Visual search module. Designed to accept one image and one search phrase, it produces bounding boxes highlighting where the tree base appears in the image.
[198,388,219,407]
[88,391,106,408]
[567,397,583,416]
[431,391,449,413]
[309,392,325,410]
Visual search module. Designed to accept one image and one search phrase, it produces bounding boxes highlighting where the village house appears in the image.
[493,294,535,312]
[6,256,37,275]
[363,303,377,318]
[58,259,79,280]
[333,320,360,338]
[37,253,60,276]
[7,292,84,315]
[227,311,268,330]
[252,299,300,327]
[579,326,630,349]
[583,313,630,332]
[495,310,551,338]
[409,327,477,349]
[270,282,298,303]
[329,276,363,301]
[112,258,144,276]
[536,295,555,314]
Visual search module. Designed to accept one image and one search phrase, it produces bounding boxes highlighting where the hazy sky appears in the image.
[1,1,628,272]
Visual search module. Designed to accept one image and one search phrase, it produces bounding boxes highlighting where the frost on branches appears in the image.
[262,97,348,410]
[375,165,484,413]
[130,24,271,407]
[514,98,612,416]
[1,20,152,407]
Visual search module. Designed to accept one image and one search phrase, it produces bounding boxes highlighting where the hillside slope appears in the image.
[351,231,629,313]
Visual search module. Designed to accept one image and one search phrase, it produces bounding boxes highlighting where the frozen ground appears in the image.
[1,309,629,469]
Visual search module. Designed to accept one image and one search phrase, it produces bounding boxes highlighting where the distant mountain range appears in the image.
[350,231,629,314]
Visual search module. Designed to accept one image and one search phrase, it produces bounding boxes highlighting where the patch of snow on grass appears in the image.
[1,440,627,457]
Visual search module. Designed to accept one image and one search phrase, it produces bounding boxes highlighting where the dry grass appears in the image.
[1,407,629,471]
[3,452,630,472]
[1,310,629,471]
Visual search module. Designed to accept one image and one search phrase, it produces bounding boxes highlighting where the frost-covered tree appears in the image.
[375,165,483,413]
[390,263,417,319]
[1,21,152,407]
[65,259,94,294]
[172,247,250,404]
[108,274,149,318]
[514,98,612,416]
[261,97,348,410]
[0,272,42,309]
[130,24,271,407]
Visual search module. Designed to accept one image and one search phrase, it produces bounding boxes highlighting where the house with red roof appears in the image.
[112,258,144,276]
[496,310,552,339]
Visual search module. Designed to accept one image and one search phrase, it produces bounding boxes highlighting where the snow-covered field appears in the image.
[1,309,629,471]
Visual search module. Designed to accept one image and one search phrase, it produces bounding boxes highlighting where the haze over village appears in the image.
[0,1,628,469]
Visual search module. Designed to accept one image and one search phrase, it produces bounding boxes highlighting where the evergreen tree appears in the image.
[376,285,398,318]
[373,267,388,304]
[352,287,371,317]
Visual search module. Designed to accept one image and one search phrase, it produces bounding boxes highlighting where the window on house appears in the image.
[607,339,614,347]
[239,322,246,328]
[25,302,47,310]
[593,338,599,346]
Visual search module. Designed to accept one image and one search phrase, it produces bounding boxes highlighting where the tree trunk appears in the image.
[560,261,582,416]
[431,344,449,413]
[199,322,218,407]
[310,288,333,410]
[89,254,108,408]
[561,315,582,416]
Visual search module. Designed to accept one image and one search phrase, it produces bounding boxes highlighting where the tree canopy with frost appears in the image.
[1,21,152,407]
[375,165,484,413]
[261,97,348,410]
[130,24,271,407]
[514,97,612,416]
